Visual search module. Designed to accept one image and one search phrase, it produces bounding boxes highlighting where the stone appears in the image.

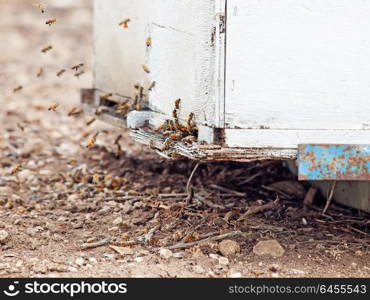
[159,248,173,259]
[253,240,285,257]
[112,216,123,225]
[0,230,9,243]
[75,257,84,266]
[218,257,229,265]
[219,239,240,257]
[193,265,205,274]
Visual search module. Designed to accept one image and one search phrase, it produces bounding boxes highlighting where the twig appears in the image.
[237,198,280,221]
[193,193,225,210]
[209,184,246,197]
[166,231,243,250]
[186,162,200,203]
[322,181,336,215]
[81,236,111,250]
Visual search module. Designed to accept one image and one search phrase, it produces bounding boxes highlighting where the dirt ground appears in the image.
[0,0,369,278]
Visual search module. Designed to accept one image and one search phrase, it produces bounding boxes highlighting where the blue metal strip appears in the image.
[298,144,370,181]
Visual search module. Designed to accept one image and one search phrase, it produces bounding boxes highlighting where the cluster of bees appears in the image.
[153,99,198,151]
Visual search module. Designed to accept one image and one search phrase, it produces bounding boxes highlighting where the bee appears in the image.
[10,164,22,175]
[48,103,59,111]
[146,37,152,47]
[161,138,173,151]
[74,71,85,78]
[142,64,150,74]
[148,81,156,91]
[116,104,130,115]
[68,107,82,116]
[170,132,182,141]
[36,3,45,13]
[95,106,109,116]
[72,63,84,71]
[149,140,156,149]
[67,159,77,166]
[37,67,44,77]
[134,84,140,90]
[13,85,23,93]
[56,69,66,77]
[100,93,112,100]
[174,98,181,110]
[114,134,123,156]
[41,45,52,53]
[46,18,56,26]
[187,112,195,132]
[86,117,96,126]
[119,18,131,28]
[17,122,25,132]
[86,132,99,148]
[182,135,196,144]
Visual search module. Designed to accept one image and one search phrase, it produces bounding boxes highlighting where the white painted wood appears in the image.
[226,0,370,130]
[225,129,370,148]
[94,0,224,127]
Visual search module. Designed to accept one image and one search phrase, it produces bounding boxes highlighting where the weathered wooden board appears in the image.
[225,0,370,130]
[94,0,225,127]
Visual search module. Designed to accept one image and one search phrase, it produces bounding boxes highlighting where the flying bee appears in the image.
[74,71,85,78]
[86,132,99,148]
[10,164,22,175]
[46,18,56,26]
[17,123,25,132]
[56,69,66,77]
[48,103,59,111]
[41,45,52,53]
[36,2,45,13]
[142,64,150,74]
[119,18,131,28]
[72,63,84,71]
[68,107,82,117]
[13,85,23,93]
[86,117,96,126]
[146,37,152,47]
[148,81,156,91]
[37,67,44,77]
